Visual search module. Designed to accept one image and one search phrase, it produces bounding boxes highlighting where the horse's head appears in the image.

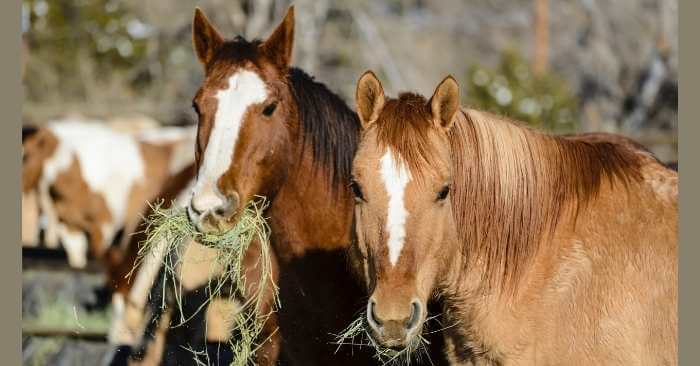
[188,7,296,233]
[351,71,461,349]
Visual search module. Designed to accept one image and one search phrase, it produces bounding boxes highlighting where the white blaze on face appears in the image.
[380,149,412,266]
[191,70,268,211]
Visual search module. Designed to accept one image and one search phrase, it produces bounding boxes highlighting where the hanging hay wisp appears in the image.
[333,311,453,366]
[130,196,278,366]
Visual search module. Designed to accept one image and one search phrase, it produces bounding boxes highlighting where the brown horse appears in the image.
[122,7,450,366]
[152,7,367,365]
[349,71,677,365]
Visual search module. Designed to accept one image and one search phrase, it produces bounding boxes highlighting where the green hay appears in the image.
[130,196,278,366]
[333,312,450,366]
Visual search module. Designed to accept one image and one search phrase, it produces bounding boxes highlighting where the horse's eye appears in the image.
[436,185,450,201]
[350,179,365,203]
[262,101,277,117]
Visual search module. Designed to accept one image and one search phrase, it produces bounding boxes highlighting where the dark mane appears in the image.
[213,36,264,66]
[288,68,360,190]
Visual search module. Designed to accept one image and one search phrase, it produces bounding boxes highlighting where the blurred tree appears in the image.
[23,0,149,101]
[466,49,579,133]
[532,0,549,76]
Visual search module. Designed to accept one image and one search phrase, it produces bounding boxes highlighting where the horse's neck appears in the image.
[442,109,659,360]
[266,149,354,261]
[452,108,642,284]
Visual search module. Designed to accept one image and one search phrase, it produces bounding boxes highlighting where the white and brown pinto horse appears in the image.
[349,71,677,365]
[22,119,195,269]
[21,120,198,355]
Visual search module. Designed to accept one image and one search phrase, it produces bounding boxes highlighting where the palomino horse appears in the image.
[349,71,677,365]
[124,7,449,366]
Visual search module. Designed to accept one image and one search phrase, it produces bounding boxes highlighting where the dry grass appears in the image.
[333,312,450,366]
[130,196,278,366]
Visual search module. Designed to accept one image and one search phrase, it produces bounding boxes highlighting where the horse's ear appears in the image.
[356,71,385,130]
[428,75,460,130]
[193,8,224,69]
[261,6,295,70]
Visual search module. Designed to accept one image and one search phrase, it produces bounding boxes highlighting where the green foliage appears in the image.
[466,49,579,133]
[23,0,150,103]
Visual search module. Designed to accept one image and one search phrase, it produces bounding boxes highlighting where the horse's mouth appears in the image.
[187,206,238,235]
[368,325,422,352]
[381,340,410,351]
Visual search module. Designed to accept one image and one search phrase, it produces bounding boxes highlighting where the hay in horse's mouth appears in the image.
[333,312,437,366]
[130,196,278,366]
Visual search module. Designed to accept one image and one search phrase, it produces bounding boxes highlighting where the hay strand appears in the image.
[130,196,278,366]
[332,312,436,366]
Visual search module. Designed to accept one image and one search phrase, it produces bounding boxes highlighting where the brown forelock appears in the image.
[374,92,443,185]
[49,157,112,257]
[22,128,58,193]
[447,109,644,291]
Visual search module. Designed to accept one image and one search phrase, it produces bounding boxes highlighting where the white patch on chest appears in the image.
[45,121,146,243]
[191,70,268,210]
[380,150,412,266]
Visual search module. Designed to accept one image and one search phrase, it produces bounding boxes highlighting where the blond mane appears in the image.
[375,99,644,291]
[449,108,643,290]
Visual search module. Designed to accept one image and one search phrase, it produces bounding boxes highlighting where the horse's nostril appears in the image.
[367,299,383,327]
[405,300,422,330]
[214,196,237,218]
[189,203,202,216]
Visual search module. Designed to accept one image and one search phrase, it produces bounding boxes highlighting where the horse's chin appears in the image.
[368,325,423,352]
[190,215,236,235]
